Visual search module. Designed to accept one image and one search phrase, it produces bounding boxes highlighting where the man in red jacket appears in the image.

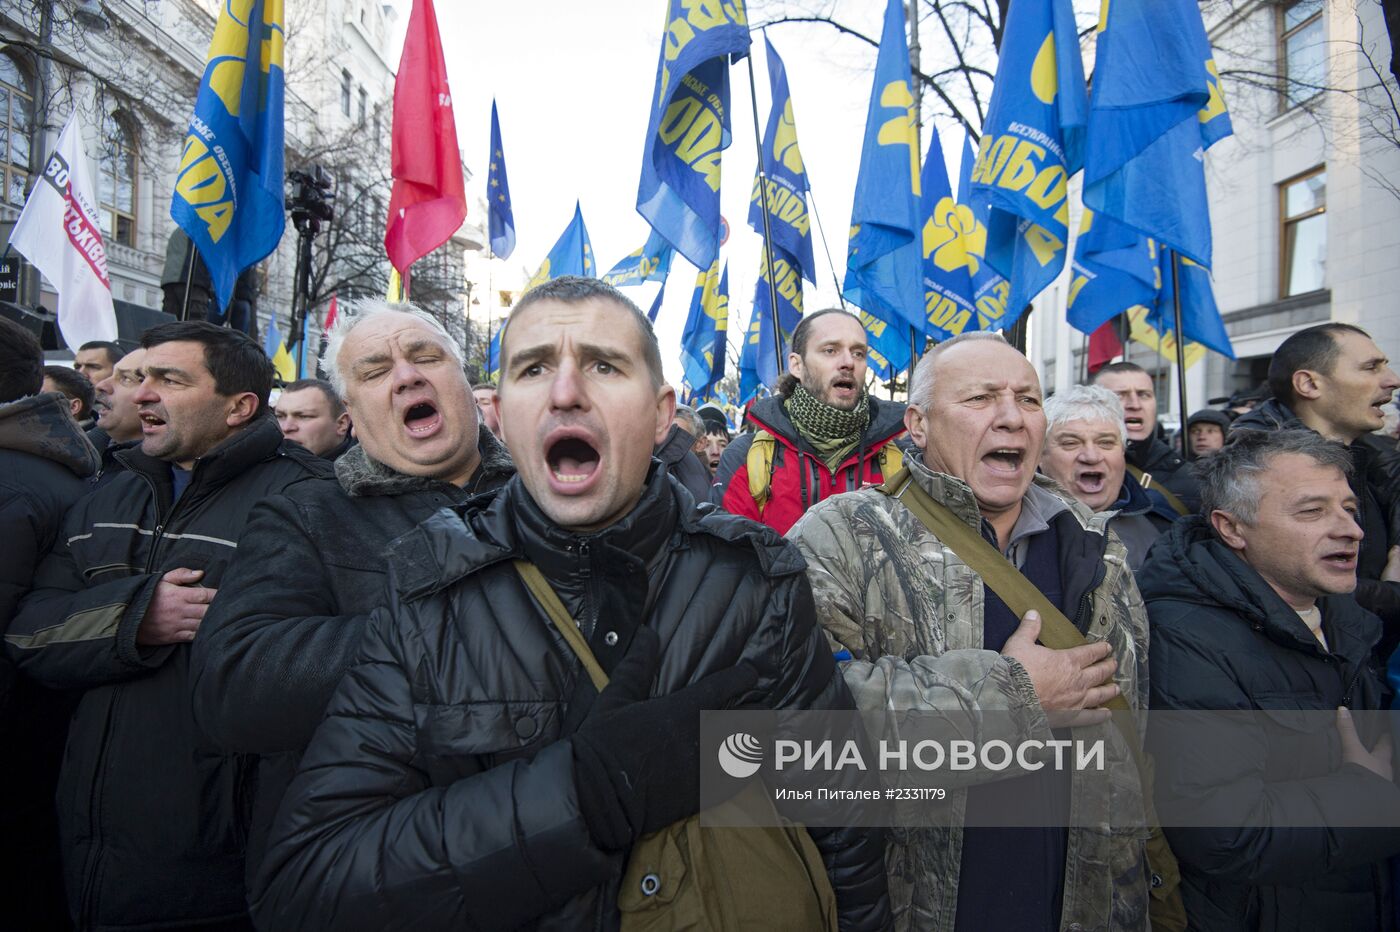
[711,309,906,534]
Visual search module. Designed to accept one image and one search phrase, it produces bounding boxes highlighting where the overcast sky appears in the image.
[410,1,968,388]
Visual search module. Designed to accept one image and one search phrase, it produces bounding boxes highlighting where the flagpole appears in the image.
[179,243,196,322]
[1170,249,1192,461]
[743,47,786,381]
[805,180,847,309]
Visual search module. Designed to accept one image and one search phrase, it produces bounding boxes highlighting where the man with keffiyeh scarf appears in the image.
[711,309,907,535]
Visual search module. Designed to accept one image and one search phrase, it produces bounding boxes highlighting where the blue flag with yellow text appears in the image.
[487,322,502,382]
[488,100,516,259]
[1148,251,1233,358]
[741,243,803,402]
[969,0,1086,318]
[680,261,729,401]
[647,278,668,323]
[171,0,286,312]
[1066,209,1159,336]
[1083,0,1232,268]
[636,1,749,270]
[919,129,978,340]
[525,201,594,292]
[956,135,1015,333]
[843,0,924,339]
[602,227,674,287]
[748,36,815,282]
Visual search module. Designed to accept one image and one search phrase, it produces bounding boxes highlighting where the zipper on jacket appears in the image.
[579,541,599,637]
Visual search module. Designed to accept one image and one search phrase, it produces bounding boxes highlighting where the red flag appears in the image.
[384,0,465,275]
[1087,318,1124,374]
[324,293,338,333]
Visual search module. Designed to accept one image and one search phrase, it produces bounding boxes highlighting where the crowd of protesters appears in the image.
[3,276,1400,931]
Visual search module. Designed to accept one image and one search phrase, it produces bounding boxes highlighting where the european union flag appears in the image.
[680,261,728,401]
[1083,0,1233,267]
[748,35,815,282]
[957,135,1015,332]
[171,0,286,311]
[843,0,924,339]
[741,243,803,403]
[488,100,516,260]
[525,201,594,292]
[636,1,749,270]
[969,0,1086,318]
[601,227,674,288]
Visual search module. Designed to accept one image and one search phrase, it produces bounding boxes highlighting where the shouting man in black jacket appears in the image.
[191,300,514,881]
[1142,430,1400,931]
[1092,361,1201,514]
[5,322,330,931]
[251,276,890,931]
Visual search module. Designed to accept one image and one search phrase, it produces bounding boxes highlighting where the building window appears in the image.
[358,87,367,124]
[99,113,137,247]
[1280,166,1326,297]
[0,54,33,207]
[1279,0,1325,109]
[341,69,352,116]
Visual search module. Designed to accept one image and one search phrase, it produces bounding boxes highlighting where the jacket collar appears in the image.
[748,392,906,454]
[0,392,101,478]
[114,413,285,493]
[654,422,696,467]
[334,425,514,498]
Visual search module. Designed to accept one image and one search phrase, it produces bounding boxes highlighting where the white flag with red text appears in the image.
[10,113,118,348]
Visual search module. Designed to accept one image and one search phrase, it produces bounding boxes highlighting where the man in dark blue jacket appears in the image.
[1142,429,1400,931]
[5,321,329,931]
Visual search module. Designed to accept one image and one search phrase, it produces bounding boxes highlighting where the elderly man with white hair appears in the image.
[788,330,1163,932]
[1039,384,1176,570]
[190,299,514,884]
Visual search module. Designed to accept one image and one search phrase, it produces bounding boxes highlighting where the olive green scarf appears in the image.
[784,382,870,471]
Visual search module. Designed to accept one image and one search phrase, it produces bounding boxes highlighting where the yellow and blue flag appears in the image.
[263,315,295,382]
[487,321,503,382]
[488,100,516,260]
[748,35,815,282]
[525,201,594,292]
[741,243,803,403]
[646,279,668,323]
[1083,0,1232,268]
[969,0,1085,318]
[680,261,728,402]
[918,128,979,340]
[843,0,923,341]
[956,135,1013,334]
[171,0,286,312]
[636,1,749,270]
[601,228,674,288]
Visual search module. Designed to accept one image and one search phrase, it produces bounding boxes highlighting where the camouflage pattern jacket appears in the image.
[788,456,1151,932]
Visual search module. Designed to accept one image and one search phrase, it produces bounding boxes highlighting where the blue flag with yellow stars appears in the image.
[680,260,728,401]
[525,201,594,292]
[741,243,803,403]
[748,35,815,282]
[969,0,1086,319]
[636,1,749,270]
[1083,0,1232,268]
[843,0,924,339]
[601,227,674,288]
[171,0,285,311]
[956,135,1014,333]
[488,100,515,260]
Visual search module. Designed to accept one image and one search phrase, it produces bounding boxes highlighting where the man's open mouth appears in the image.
[830,376,856,393]
[1076,470,1106,493]
[547,435,600,485]
[1323,550,1358,569]
[983,448,1024,474]
[404,401,441,436]
[1123,416,1145,432]
[139,411,165,429]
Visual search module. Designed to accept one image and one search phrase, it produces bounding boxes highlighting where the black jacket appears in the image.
[0,393,98,930]
[4,415,330,931]
[1234,399,1400,655]
[653,421,712,503]
[251,467,890,931]
[1140,517,1400,932]
[191,429,514,876]
[1126,434,1202,513]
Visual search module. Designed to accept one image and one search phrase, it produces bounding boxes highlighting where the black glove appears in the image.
[571,628,759,850]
